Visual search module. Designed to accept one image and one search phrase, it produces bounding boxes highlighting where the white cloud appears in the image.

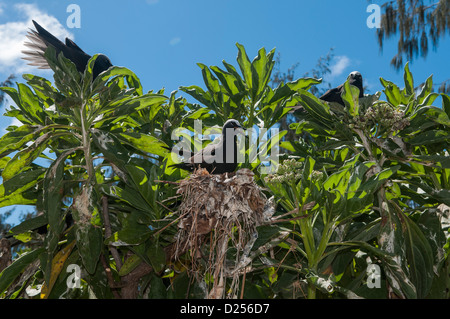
[169,37,181,46]
[0,3,73,74]
[329,56,351,79]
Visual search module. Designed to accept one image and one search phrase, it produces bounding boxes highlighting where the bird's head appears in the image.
[93,54,113,79]
[222,119,245,135]
[348,71,362,84]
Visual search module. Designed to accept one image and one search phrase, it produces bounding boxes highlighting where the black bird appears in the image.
[170,119,245,174]
[22,20,113,79]
[319,71,364,106]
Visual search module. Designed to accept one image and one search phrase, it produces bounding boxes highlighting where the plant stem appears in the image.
[80,102,95,185]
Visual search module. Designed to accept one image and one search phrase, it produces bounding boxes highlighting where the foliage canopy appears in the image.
[0,43,449,299]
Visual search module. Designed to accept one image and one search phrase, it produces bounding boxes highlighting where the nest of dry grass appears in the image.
[172,168,274,299]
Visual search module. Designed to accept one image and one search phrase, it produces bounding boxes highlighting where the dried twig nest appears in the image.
[173,168,273,299]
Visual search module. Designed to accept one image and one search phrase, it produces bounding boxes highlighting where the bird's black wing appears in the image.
[65,38,87,54]
[169,141,220,173]
[188,141,218,164]
[319,84,344,105]
[22,20,91,73]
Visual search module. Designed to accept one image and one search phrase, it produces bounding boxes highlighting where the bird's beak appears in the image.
[235,125,246,133]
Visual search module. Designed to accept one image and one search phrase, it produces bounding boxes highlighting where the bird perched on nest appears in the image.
[170,119,245,174]
[22,20,113,79]
[319,71,364,106]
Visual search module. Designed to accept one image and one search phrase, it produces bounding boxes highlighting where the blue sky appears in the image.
[0,0,449,225]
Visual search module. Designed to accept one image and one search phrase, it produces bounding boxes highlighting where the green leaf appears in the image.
[442,94,450,117]
[76,223,103,275]
[22,74,58,100]
[408,130,450,146]
[210,65,241,96]
[236,43,253,92]
[92,66,143,96]
[10,214,48,234]
[287,77,322,92]
[118,254,142,276]
[403,62,414,96]
[0,124,33,157]
[416,75,433,105]
[109,185,153,214]
[17,83,45,125]
[198,63,221,96]
[391,203,434,298]
[0,167,46,208]
[118,132,168,158]
[107,94,167,119]
[341,80,360,117]
[146,242,166,273]
[380,77,403,105]
[91,128,129,172]
[108,210,152,245]
[0,248,44,295]
[41,148,70,284]
[179,85,213,108]
[413,155,450,169]
[2,131,52,181]
[295,89,333,125]
[251,47,275,100]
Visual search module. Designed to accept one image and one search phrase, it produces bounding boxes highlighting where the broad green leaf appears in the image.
[210,65,241,96]
[296,90,333,125]
[391,203,434,298]
[22,74,58,100]
[442,93,450,117]
[10,214,47,234]
[41,148,69,284]
[92,66,143,96]
[236,43,253,92]
[0,167,46,208]
[408,130,450,146]
[108,210,152,245]
[418,93,439,107]
[0,189,37,208]
[287,77,322,92]
[179,85,213,108]
[197,63,221,95]
[118,132,168,158]
[380,77,403,105]
[17,83,45,125]
[107,94,167,119]
[409,182,450,207]
[417,210,447,270]
[416,75,433,104]
[413,155,450,169]
[76,223,102,275]
[341,80,360,117]
[109,185,152,214]
[125,164,156,211]
[118,254,142,276]
[91,128,129,171]
[403,62,414,96]
[251,47,275,100]
[2,131,52,181]
[222,60,246,92]
[0,248,44,295]
[40,241,76,299]
[71,185,102,275]
[146,242,166,273]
